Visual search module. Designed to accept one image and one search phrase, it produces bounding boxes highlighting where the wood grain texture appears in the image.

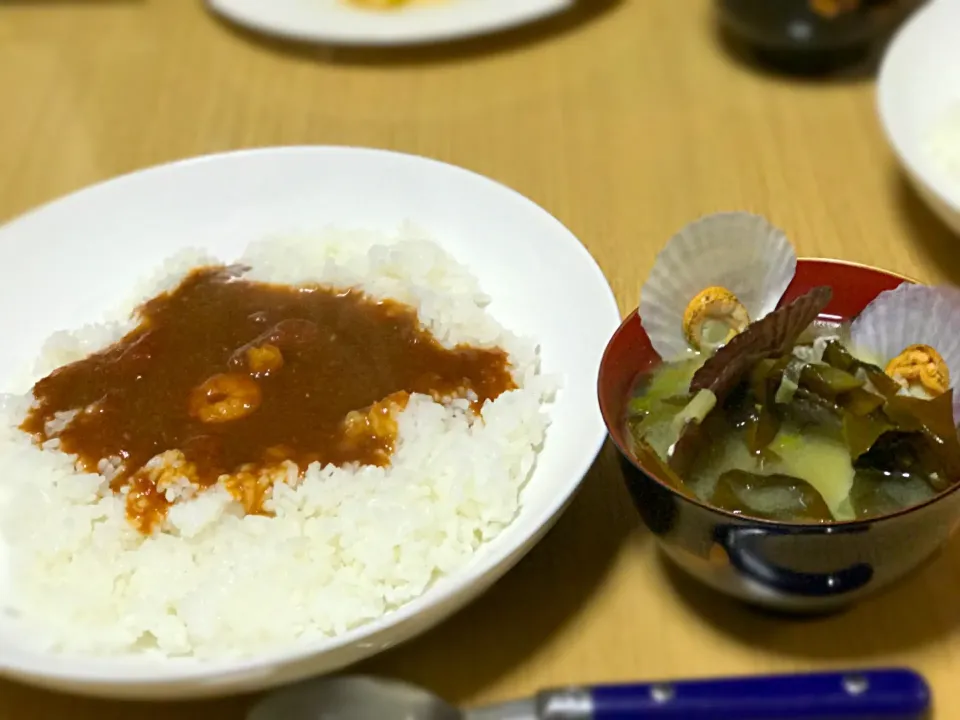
[1,0,959,717]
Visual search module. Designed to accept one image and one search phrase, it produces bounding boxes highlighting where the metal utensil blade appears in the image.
[463,698,538,720]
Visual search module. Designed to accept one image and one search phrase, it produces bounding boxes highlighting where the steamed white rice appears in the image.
[0,226,556,659]
[926,102,960,188]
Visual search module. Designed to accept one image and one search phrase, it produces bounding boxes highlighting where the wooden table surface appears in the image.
[2,0,959,717]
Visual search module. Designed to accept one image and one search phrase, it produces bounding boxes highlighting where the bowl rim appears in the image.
[877,0,960,217]
[0,145,621,693]
[598,256,960,529]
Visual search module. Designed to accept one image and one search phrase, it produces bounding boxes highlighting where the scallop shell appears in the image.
[849,283,960,423]
[639,212,797,361]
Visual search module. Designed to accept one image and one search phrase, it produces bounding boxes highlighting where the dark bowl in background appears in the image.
[716,0,907,75]
[598,259,960,613]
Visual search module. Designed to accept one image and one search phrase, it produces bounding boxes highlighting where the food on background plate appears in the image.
[626,212,960,523]
[348,0,408,8]
[809,0,861,19]
[346,0,438,10]
[0,228,556,659]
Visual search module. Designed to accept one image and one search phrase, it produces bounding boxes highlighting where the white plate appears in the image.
[207,0,573,46]
[0,147,620,699]
[877,0,960,235]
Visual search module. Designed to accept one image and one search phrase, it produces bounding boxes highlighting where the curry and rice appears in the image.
[23,267,516,534]
[0,231,554,658]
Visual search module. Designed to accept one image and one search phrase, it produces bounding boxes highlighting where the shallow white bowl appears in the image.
[878,0,960,235]
[207,0,572,47]
[0,147,619,699]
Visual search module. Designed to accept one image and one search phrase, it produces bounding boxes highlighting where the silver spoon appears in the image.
[247,667,931,720]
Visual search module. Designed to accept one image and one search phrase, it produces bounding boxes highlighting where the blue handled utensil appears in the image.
[247,667,930,719]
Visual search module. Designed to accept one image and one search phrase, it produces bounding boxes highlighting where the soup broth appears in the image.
[626,319,951,523]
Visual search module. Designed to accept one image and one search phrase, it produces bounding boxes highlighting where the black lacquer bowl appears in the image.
[599,259,960,613]
[716,0,904,75]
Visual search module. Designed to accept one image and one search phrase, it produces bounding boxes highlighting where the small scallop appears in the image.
[682,286,751,352]
[885,344,950,398]
[638,212,797,360]
[850,283,960,423]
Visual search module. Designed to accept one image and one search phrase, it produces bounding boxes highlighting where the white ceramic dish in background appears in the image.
[0,147,619,699]
[207,0,572,46]
[877,0,960,235]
